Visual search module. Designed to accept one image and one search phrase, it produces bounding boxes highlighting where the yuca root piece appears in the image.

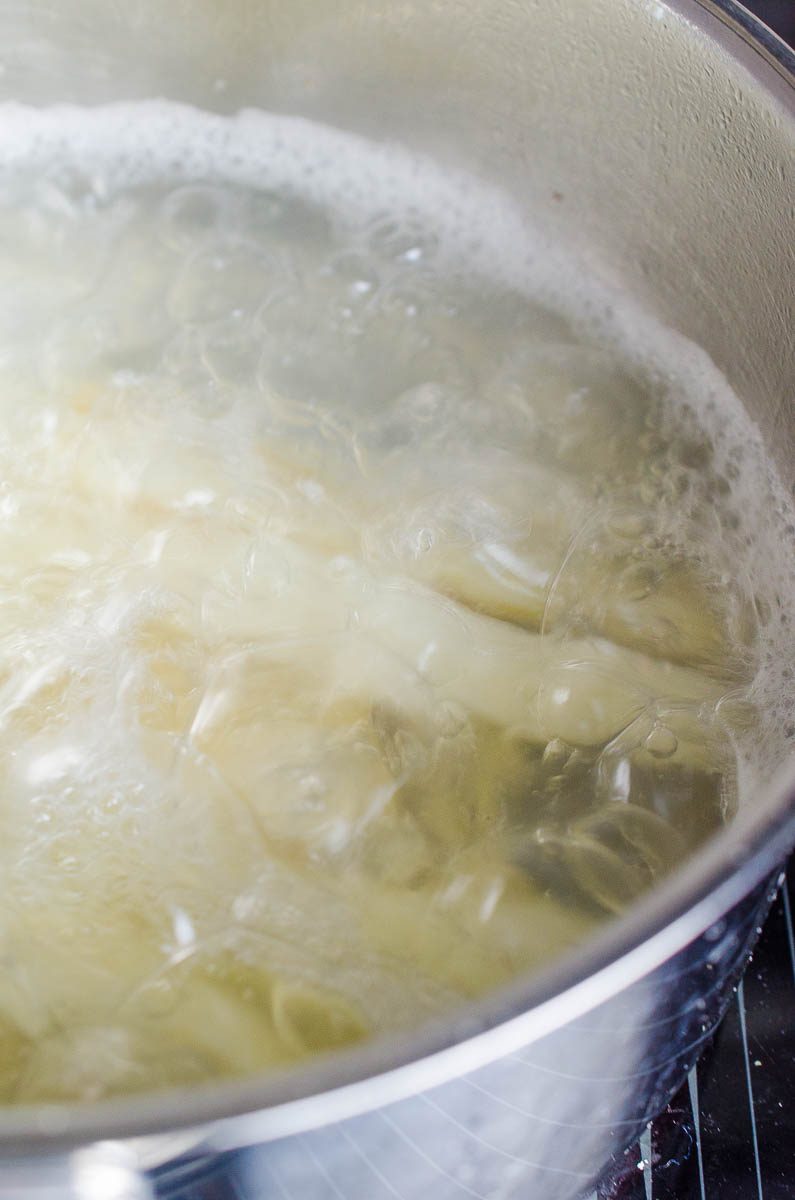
[354,855,595,996]
[202,539,729,751]
[253,433,744,673]
[46,373,743,673]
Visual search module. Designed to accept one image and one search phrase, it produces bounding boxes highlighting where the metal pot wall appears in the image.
[0,2,793,1197]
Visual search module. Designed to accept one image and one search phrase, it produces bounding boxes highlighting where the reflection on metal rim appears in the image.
[695,0,795,80]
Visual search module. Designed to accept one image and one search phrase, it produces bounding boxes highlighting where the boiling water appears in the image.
[0,103,791,1104]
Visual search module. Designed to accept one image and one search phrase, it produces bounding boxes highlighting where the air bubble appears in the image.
[158,184,235,253]
[169,246,275,325]
[608,511,649,540]
[644,725,679,759]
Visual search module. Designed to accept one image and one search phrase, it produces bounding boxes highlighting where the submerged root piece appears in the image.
[204,539,730,752]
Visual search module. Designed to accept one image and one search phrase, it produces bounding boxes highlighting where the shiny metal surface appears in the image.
[0,1,792,1196]
[188,878,776,1200]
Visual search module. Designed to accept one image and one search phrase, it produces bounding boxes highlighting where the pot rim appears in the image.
[1,0,794,1159]
[694,0,795,79]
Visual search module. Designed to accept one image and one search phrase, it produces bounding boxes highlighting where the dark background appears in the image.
[746,0,795,43]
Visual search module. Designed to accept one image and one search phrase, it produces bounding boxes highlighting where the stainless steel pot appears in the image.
[0,2,793,1197]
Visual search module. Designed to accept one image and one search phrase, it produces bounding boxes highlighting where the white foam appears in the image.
[0,98,793,785]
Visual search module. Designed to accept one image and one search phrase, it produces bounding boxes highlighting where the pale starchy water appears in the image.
[0,102,792,1104]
